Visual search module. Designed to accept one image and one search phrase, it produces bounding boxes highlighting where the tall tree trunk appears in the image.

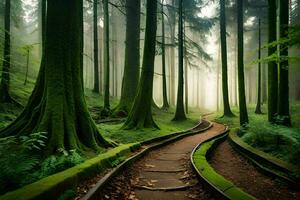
[237,0,249,126]
[220,0,234,116]
[262,62,267,103]
[168,0,176,106]
[24,49,30,86]
[267,0,278,123]
[0,0,112,154]
[93,0,100,93]
[161,1,169,110]
[103,0,110,110]
[255,18,262,114]
[122,0,158,129]
[115,0,141,114]
[0,0,11,103]
[173,0,186,121]
[184,16,188,114]
[278,0,291,125]
[216,43,221,111]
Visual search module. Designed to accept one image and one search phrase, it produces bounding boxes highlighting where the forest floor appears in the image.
[97,122,226,200]
[214,104,300,166]
[210,140,300,200]
[0,73,207,196]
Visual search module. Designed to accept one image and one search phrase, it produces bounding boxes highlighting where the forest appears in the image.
[0,0,299,200]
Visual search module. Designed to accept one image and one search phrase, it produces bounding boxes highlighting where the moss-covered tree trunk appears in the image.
[115,0,141,114]
[0,0,111,154]
[161,0,169,110]
[0,0,12,103]
[278,0,291,125]
[237,0,249,126]
[93,0,100,93]
[122,0,158,130]
[255,18,262,114]
[267,0,278,123]
[173,0,186,121]
[220,0,234,117]
[103,0,110,110]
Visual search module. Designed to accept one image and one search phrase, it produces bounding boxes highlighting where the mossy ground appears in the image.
[0,71,206,195]
[98,107,201,144]
[214,103,300,166]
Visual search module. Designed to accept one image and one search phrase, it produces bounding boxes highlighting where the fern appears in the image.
[40,150,84,178]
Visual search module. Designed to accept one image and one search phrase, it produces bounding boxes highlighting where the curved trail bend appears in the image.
[100,122,226,200]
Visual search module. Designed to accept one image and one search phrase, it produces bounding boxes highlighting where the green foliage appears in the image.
[0,132,47,194]
[20,131,47,151]
[39,150,84,178]
[240,123,300,165]
[215,103,300,166]
[0,132,85,195]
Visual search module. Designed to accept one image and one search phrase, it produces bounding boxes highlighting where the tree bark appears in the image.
[0,0,12,103]
[93,0,100,93]
[267,0,278,123]
[237,0,249,126]
[115,0,141,114]
[0,0,112,154]
[24,49,30,86]
[168,0,176,106]
[220,0,234,116]
[255,18,262,114]
[173,0,187,121]
[103,0,110,110]
[161,1,169,110]
[278,0,291,125]
[122,0,158,129]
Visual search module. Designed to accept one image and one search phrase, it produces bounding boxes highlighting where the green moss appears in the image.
[0,143,139,200]
[225,187,257,200]
[99,107,200,144]
[214,103,300,165]
[192,136,257,200]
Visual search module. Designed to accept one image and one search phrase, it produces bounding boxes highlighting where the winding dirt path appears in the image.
[99,122,226,200]
[210,140,300,200]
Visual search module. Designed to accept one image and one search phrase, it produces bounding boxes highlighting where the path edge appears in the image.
[228,129,299,186]
[190,127,257,200]
[80,120,213,200]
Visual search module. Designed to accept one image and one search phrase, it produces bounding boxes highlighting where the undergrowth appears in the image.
[216,103,300,166]
[0,132,85,195]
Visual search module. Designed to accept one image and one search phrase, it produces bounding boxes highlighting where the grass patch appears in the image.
[98,107,201,144]
[214,103,300,166]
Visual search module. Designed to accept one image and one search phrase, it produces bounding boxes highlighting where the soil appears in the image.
[210,140,300,200]
[98,122,226,200]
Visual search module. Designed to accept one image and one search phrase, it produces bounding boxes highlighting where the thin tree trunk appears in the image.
[255,18,262,114]
[237,0,249,126]
[168,0,176,106]
[278,0,291,125]
[93,0,100,93]
[267,0,278,123]
[173,0,186,121]
[220,0,234,116]
[161,0,169,110]
[24,49,30,86]
[103,0,110,110]
[216,43,221,111]
[184,16,188,114]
